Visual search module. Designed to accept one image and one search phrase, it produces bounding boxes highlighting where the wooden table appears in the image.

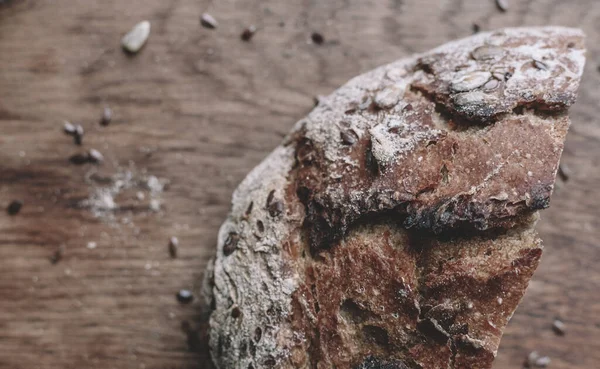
[0,0,598,368]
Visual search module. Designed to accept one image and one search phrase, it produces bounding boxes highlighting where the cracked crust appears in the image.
[206,27,585,369]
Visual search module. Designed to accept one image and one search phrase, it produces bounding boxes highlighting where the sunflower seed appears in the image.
[533,59,549,71]
[482,78,500,92]
[450,71,492,92]
[121,21,151,53]
[374,86,401,109]
[340,130,358,145]
[200,13,218,29]
[471,45,504,61]
[223,232,239,256]
[268,200,284,217]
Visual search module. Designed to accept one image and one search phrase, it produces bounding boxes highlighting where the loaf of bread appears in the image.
[204,27,585,369]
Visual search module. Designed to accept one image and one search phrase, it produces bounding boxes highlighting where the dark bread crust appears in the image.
[207,27,585,369]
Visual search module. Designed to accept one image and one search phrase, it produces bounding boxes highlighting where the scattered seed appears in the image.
[88,149,104,164]
[69,153,89,165]
[450,71,492,92]
[7,200,23,215]
[176,289,194,304]
[533,59,549,71]
[100,107,112,126]
[223,232,239,256]
[472,23,481,34]
[241,25,257,41]
[121,20,151,53]
[63,121,76,135]
[168,236,179,258]
[200,13,218,29]
[74,124,84,145]
[50,244,65,265]
[86,241,97,249]
[535,356,551,368]
[525,351,540,367]
[558,164,571,182]
[256,220,265,233]
[340,130,358,145]
[311,32,324,45]
[552,319,566,335]
[495,0,509,12]
[471,45,504,61]
[268,200,284,217]
[149,199,161,212]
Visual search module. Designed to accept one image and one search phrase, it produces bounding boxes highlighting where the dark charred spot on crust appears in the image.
[354,356,411,369]
[417,318,450,344]
[362,325,390,346]
[340,299,375,324]
[296,185,311,204]
[365,138,379,176]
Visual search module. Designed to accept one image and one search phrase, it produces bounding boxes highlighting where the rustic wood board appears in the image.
[0,0,598,368]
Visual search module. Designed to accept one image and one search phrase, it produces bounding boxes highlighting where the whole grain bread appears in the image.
[205,27,586,369]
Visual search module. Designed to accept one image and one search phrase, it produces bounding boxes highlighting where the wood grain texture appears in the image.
[0,0,598,368]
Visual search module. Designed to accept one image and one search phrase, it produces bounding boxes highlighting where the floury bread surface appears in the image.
[204,27,585,369]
